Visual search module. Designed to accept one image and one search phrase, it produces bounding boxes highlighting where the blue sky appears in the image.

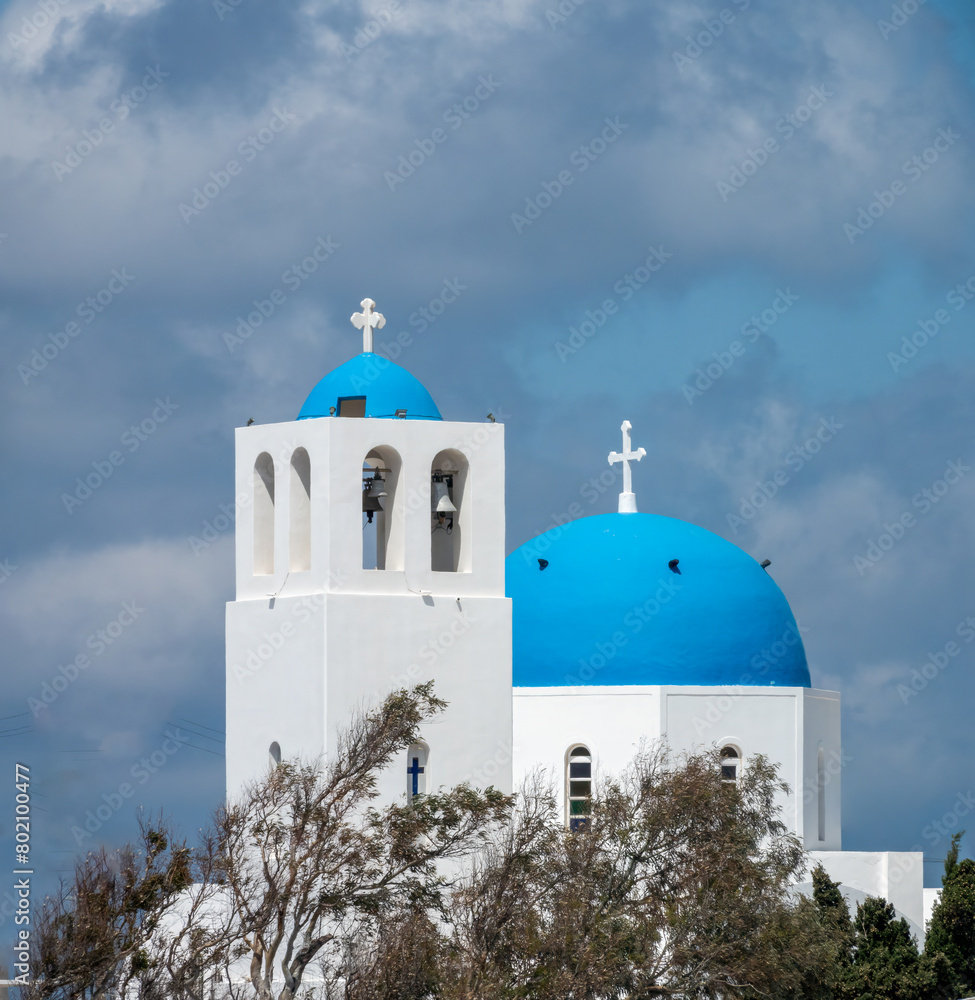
[1,0,974,949]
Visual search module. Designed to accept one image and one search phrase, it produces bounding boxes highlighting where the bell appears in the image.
[431,478,456,513]
[364,470,387,499]
[362,474,385,523]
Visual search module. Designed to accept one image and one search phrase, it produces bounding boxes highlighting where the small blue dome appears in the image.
[298,353,442,421]
[506,512,810,688]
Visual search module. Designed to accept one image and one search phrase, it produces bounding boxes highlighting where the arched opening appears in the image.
[720,745,740,783]
[269,741,282,768]
[407,742,429,800]
[817,746,826,841]
[566,745,592,831]
[362,447,403,571]
[430,449,470,573]
[289,448,311,572]
[253,453,275,576]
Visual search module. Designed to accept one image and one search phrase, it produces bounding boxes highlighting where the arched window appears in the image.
[253,453,275,576]
[566,745,592,831]
[362,447,403,571]
[817,746,826,842]
[269,741,282,768]
[720,745,740,783]
[289,448,311,572]
[407,743,428,799]
[430,449,470,573]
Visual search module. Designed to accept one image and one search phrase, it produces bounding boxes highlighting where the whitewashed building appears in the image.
[224,297,925,939]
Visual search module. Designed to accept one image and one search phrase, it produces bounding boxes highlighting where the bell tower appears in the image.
[225,298,512,802]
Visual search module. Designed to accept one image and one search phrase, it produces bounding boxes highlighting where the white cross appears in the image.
[608,420,646,513]
[351,297,386,353]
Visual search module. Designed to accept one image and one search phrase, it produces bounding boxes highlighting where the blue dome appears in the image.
[298,353,442,421]
[506,512,810,688]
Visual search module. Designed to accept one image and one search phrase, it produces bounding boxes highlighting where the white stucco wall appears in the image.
[226,414,512,803]
[806,851,925,941]
[513,685,841,849]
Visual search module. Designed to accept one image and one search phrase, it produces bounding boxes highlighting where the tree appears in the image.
[430,746,838,999]
[26,817,194,999]
[148,682,509,1000]
[810,864,956,1000]
[926,831,975,995]
[28,684,509,1000]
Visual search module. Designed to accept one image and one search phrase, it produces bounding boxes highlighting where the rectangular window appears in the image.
[338,397,366,417]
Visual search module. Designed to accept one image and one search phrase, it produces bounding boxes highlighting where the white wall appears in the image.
[807,851,925,940]
[233,417,506,602]
[513,684,841,849]
[227,414,512,804]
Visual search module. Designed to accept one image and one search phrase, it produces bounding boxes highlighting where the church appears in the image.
[224,297,929,939]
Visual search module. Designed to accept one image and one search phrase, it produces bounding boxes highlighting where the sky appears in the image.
[1,0,975,955]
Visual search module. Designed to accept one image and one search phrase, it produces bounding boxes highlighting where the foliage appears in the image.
[25,816,193,999]
[811,865,954,1000]
[29,692,975,1000]
[926,832,975,995]
[431,748,830,1000]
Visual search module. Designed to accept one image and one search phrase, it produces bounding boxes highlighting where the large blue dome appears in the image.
[506,512,810,688]
[298,353,442,421]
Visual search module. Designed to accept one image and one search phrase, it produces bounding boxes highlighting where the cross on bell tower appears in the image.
[608,420,646,513]
[351,297,386,353]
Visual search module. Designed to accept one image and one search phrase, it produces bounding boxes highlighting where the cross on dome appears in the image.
[608,420,646,513]
[351,297,386,353]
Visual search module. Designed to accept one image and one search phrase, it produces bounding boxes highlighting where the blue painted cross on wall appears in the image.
[408,756,424,797]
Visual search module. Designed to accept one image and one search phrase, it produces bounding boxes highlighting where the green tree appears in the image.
[926,832,975,995]
[436,747,838,1000]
